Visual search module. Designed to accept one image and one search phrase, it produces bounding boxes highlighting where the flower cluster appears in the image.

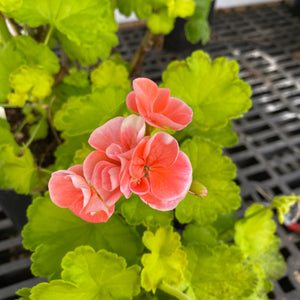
[48,78,193,223]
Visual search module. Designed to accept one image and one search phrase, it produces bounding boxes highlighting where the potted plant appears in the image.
[0,1,298,299]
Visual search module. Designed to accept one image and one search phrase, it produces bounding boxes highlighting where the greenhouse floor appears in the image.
[1,2,300,299]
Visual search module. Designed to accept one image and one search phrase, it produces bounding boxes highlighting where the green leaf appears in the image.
[58,30,118,65]
[184,244,257,300]
[167,0,195,18]
[91,60,130,90]
[0,0,23,12]
[54,133,90,170]
[116,0,152,19]
[29,118,49,141]
[141,226,187,292]
[16,287,31,300]
[182,223,218,247]
[272,194,300,224]
[234,204,276,257]
[185,0,212,44]
[8,0,118,47]
[9,65,54,104]
[161,50,252,130]
[0,40,25,101]
[62,68,89,88]
[176,137,240,225]
[147,9,175,35]
[120,194,174,227]
[54,86,128,136]
[30,246,141,300]
[22,194,143,280]
[12,35,59,74]
[0,118,19,151]
[0,145,37,194]
[175,121,238,147]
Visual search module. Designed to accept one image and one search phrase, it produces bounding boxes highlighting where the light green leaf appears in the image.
[234,204,276,257]
[176,136,240,225]
[0,40,25,101]
[120,194,174,227]
[116,0,152,19]
[54,133,90,170]
[182,223,218,247]
[7,0,117,47]
[29,118,49,141]
[185,0,213,44]
[0,145,37,194]
[272,194,300,224]
[0,118,19,150]
[30,246,141,300]
[62,68,89,88]
[16,287,31,300]
[58,30,118,65]
[12,35,59,74]
[54,86,128,136]
[175,121,238,147]
[161,50,252,130]
[167,0,195,18]
[9,65,54,104]
[147,9,175,35]
[141,226,187,292]
[184,244,257,300]
[0,0,23,12]
[91,60,130,90]
[22,194,143,280]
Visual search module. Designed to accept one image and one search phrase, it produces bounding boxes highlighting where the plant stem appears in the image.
[0,103,19,108]
[25,120,42,147]
[0,13,12,44]
[130,30,163,77]
[159,283,191,300]
[14,119,27,137]
[39,168,52,175]
[44,25,54,45]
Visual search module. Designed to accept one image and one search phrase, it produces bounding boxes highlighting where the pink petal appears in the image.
[144,132,178,168]
[129,177,150,195]
[88,117,124,151]
[48,167,87,208]
[70,195,115,223]
[152,88,170,112]
[120,115,145,150]
[149,151,192,201]
[130,137,148,179]
[140,192,182,211]
[126,91,139,113]
[133,78,158,115]
[119,157,132,198]
[83,151,110,184]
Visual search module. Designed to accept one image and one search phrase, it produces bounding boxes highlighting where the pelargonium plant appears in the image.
[0,1,299,299]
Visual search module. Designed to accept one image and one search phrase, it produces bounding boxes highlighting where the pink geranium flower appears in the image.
[86,114,145,199]
[48,165,114,223]
[129,132,192,211]
[126,78,193,130]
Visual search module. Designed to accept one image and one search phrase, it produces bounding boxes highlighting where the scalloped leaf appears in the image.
[22,194,143,280]
[185,0,212,44]
[91,60,130,90]
[12,35,59,74]
[120,194,174,227]
[141,226,187,292]
[184,244,257,300]
[30,246,141,300]
[167,0,195,18]
[176,136,240,225]
[0,0,23,12]
[0,118,19,150]
[147,9,175,34]
[161,50,252,130]
[115,0,152,19]
[7,0,117,48]
[234,204,276,257]
[0,145,37,194]
[53,86,128,136]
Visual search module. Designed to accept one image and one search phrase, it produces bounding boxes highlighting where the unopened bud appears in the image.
[189,180,208,197]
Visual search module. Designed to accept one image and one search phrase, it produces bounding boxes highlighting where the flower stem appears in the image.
[0,13,12,44]
[159,283,191,300]
[0,103,19,108]
[25,120,42,147]
[44,25,54,45]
